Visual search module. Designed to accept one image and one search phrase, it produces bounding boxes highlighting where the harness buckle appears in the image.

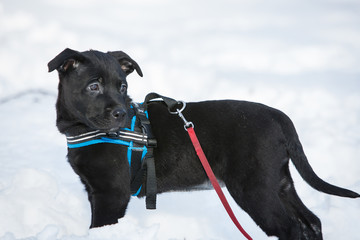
[147,138,157,147]
[107,132,118,138]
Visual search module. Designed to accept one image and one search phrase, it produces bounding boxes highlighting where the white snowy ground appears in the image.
[0,0,359,239]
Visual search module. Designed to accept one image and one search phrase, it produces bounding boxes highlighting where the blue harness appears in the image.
[66,103,157,205]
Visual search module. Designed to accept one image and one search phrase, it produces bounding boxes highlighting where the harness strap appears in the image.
[144,147,157,209]
[144,92,183,112]
[129,149,146,194]
[133,103,158,209]
[66,129,147,148]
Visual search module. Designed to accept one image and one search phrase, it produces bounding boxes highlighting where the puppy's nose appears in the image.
[111,108,126,119]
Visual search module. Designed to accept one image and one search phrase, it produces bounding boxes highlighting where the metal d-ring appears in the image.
[169,101,186,115]
[169,101,194,131]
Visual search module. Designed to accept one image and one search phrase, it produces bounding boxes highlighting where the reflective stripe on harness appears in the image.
[66,108,147,149]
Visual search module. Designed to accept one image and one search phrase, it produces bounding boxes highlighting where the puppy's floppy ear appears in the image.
[107,51,143,77]
[48,48,87,73]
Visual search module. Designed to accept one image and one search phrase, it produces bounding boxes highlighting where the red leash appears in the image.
[170,100,252,240]
[186,126,252,240]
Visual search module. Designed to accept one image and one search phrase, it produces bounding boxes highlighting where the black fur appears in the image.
[48,48,359,239]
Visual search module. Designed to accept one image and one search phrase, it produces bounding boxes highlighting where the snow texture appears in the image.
[0,0,359,239]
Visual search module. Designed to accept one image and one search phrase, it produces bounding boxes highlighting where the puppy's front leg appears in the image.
[68,145,131,228]
[89,190,130,228]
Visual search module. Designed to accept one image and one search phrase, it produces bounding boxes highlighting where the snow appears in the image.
[0,0,359,239]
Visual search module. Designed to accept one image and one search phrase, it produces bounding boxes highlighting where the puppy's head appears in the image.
[48,48,143,133]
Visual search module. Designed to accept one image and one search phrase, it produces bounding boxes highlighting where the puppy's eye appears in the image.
[120,84,127,94]
[87,82,103,94]
[88,83,100,91]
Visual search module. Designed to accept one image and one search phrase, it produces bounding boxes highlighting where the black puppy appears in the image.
[48,48,359,240]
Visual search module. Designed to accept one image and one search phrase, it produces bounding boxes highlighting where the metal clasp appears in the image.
[169,101,194,131]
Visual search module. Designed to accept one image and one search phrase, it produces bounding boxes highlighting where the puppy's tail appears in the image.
[282,115,360,198]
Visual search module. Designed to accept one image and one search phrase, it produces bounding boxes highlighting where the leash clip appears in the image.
[169,101,194,131]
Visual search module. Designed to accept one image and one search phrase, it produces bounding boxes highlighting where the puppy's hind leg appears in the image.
[225,176,302,240]
[279,164,323,240]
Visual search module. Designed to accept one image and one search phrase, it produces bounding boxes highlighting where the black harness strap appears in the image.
[132,103,157,209]
[129,150,145,194]
[144,92,182,112]
[144,148,157,209]
[141,93,182,209]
